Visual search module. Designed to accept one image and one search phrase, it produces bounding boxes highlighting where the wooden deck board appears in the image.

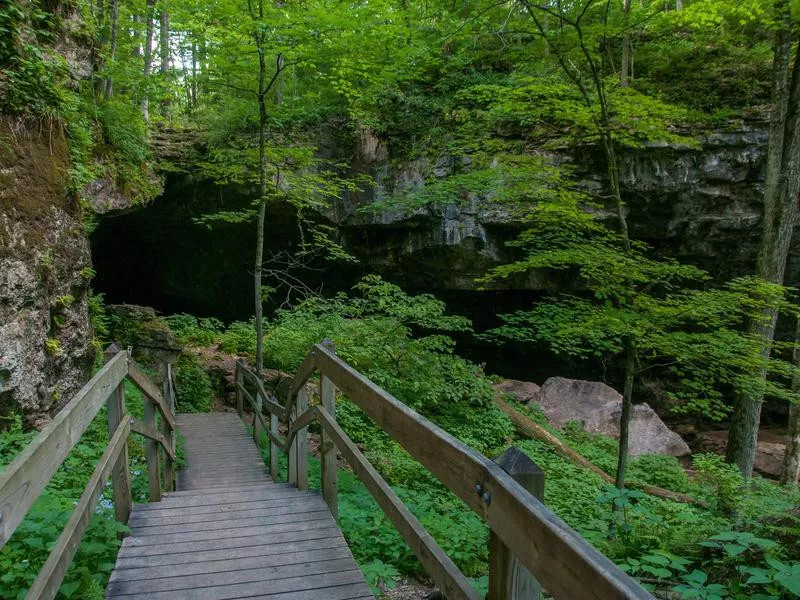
[106,412,371,599]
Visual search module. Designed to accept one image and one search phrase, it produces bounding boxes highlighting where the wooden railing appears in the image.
[236,341,654,600]
[0,347,176,600]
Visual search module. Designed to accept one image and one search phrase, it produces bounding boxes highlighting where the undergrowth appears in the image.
[0,382,152,599]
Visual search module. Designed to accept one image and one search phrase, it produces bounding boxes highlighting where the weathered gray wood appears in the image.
[0,351,127,549]
[127,360,176,430]
[321,374,338,519]
[127,498,327,528]
[110,569,367,600]
[106,357,132,529]
[288,390,310,491]
[489,447,543,600]
[131,510,332,536]
[161,362,175,492]
[129,494,317,518]
[129,420,175,461]
[270,412,279,479]
[107,556,359,595]
[109,545,352,582]
[316,408,479,600]
[115,530,346,567]
[235,362,244,418]
[287,350,318,404]
[124,514,334,547]
[313,343,651,600]
[25,416,131,600]
[288,391,298,486]
[254,388,264,447]
[107,409,370,600]
[239,365,288,419]
[143,397,161,503]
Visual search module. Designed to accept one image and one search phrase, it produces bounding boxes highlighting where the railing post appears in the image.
[296,387,309,491]
[288,391,297,486]
[489,447,543,600]
[161,362,175,492]
[270,412,279,480]
[143,394,161,502]
[253,388,264,448]
[320,374,338,518]
[235,362,244,418]
[104,346,132,529]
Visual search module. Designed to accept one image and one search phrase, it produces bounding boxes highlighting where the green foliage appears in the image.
[0,1,64,115]
[218,320,257,355]
[692,453,746,515]
[0,400,149,599]
[173,353,214,413]
[164,313,224,347]
[263,275,512,453]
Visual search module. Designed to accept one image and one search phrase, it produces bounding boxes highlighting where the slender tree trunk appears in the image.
[93,0,107,101]
[615,339,636,488]
[675,0,682,9]
[726,0,800,477]
[253,0,269,375]
[160,11,170,117]
[191,39,198,109]
[104,0,119,98]
[141,0,156,121]
[781,318,800,485]
[621,0,631,87]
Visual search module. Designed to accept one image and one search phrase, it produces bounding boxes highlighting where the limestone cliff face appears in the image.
[327,123,773,289]
[0,119,95,424]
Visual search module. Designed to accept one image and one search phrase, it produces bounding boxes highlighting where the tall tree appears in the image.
[781,318,800,485]
[726,0,800,477]
[141,0,156,121]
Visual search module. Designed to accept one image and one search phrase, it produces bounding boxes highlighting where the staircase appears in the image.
[105,413,371,600]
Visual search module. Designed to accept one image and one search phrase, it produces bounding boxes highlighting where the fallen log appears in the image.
[495,395,705,507]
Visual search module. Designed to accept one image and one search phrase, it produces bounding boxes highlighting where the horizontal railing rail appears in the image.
[236,341,654,600]
[0,347,177,600]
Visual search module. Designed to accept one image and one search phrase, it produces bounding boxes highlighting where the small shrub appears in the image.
[165,313,223,346]
[219,320,257,355]
[693,453,745,515]
[173,353,214,413]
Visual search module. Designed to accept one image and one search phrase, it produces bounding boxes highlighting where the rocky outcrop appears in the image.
[504,376,691,457]
[0,119,95,423]
[106,304,182,366]
[698,429,788,478]
[326,122,776,290]
[493,379,540,404]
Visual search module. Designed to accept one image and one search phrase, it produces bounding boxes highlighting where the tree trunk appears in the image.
[141,0,156,121]
[191,39,198,109]
[615,339,636,488]
[621,0,631,87]
[253,0,268,375]
[160,11,170,117]
[726,0,800,477]
[104,0,119,98]
[781,317,800,485]
[675,0,683,9]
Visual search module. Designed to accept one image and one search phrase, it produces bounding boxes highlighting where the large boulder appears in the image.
[535,377,691,457]
[106,304,182,367]
[492,379,540,404]
[697,430,787,478]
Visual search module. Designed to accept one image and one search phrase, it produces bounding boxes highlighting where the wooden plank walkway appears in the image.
[106,412,372,600]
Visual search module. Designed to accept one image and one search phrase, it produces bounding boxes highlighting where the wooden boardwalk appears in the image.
[106,412,372,600]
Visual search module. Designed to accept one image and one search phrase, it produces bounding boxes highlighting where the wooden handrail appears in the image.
[0,351,128,548]
[25,416,132,599]
[315,407,481,600]
[237,344,654,600]
[128,361,176,430]
[0,348,177,599]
